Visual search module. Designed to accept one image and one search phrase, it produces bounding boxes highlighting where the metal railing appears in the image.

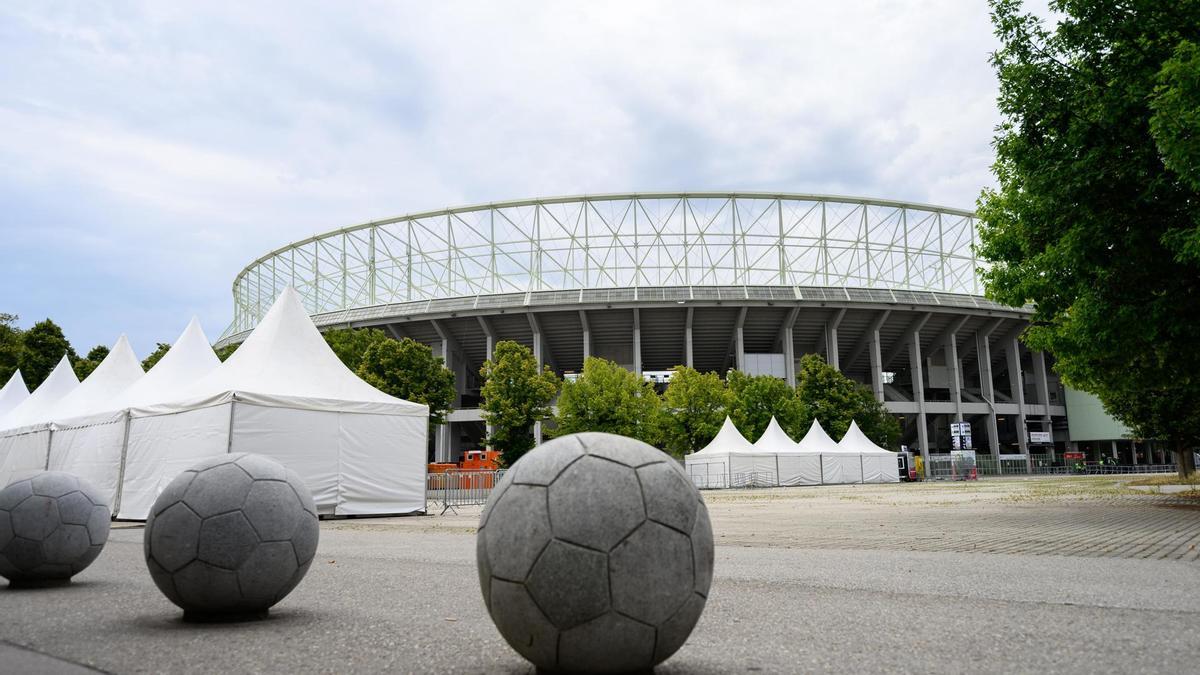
[427,469,507,514]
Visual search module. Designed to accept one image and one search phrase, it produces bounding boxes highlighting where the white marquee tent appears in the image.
[45,324,214,506]
[685,416,762,488]
[114,288,429,520]
[0,370,29,419]
[0,356,79,486]
[838,420,900,483]
[778,420,829,486]
[684,416,898,489]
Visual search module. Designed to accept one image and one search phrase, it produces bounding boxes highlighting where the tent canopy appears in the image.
[114,317,219,409]
[163,287,426,416]
[691,416,754,456]
[837,420,894,455]
[0,370,29,419]
[52,335,144,421]
[753,417,797,454]
[0,355,79,431]
[794,419,840,454]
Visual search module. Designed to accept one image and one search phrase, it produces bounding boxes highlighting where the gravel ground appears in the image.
[2,476,1198,674]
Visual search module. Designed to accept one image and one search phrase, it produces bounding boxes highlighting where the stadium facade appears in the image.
[217,192,1147,468]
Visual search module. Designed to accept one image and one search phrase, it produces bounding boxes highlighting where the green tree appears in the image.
[357,337,456,428]
[794,354,900,449]
[726,370,804,442]
[142,343,171,370]
[0,313,22,385]
[73,344,110,380]
[18,319,76,390]
[479,340,561,465]
[324,327,388,372]
[979,0,1200,476]
[551,356,662,446]
[660,366,731,457]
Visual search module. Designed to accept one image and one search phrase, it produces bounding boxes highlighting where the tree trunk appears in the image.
[1175,440,1196,479]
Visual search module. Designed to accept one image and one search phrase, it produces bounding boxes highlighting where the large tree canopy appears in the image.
[726,370,805,442]
[480,340,560,466]
[18,319,76,390]
[551,357,662,446]
[795,354,900,450]
[0,313,22,385]
[979,0,1200,475]
[324,327,388,372]
[660,366,732,457]
[357,337,456,429]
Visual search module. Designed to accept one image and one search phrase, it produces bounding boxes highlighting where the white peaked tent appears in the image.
[777,419,829,486]
[818,426,864,485]
[52,335,144,420]
[0,356,80,486]
[753,417,796,454]
[838,420,899,483]
[115,288,429,520]
[45,334,150,505]
[113,317,219,409]
[691,415,753,482]
[0,370,29,419]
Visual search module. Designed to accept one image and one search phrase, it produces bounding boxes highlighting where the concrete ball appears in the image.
[477,432,714,673]
[0,471,110,586]
[144,453,319,620]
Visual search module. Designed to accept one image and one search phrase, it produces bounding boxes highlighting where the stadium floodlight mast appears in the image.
[222,192,982,339]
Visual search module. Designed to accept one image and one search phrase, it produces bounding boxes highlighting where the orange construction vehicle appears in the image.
[428,450,503,489]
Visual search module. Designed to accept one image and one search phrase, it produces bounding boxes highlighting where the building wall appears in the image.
[1064,387,1130,442]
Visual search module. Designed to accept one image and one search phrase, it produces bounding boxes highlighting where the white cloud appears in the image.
[0,0,1035,353]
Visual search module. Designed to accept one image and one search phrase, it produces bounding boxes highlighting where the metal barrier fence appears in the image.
[925,454,1177,479]
[427,469,507,514]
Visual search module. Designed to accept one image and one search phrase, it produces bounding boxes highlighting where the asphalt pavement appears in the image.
[2,520,1198,674]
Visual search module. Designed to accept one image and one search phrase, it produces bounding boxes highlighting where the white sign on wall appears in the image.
[1029,431,1053,444]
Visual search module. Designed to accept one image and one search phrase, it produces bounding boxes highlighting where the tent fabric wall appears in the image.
[838,421,900,484]
[0,426,52,487]
[777,454,822,486]
[45,413,128,506]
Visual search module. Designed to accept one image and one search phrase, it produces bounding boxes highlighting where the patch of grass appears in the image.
[1126,473,1200,487]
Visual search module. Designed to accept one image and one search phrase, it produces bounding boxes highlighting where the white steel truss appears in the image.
[224,192,982,337]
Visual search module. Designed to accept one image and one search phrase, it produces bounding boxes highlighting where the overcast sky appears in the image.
[0,1,1051,356]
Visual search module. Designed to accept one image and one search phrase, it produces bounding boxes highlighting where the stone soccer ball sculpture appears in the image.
[0,471,110,587]
[477,432,714,673]
[144,453,319,620]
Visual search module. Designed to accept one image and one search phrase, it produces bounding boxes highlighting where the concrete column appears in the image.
[975,332,1000,456]
[946,333,963,424]
[869,327,884,403]
[1033,350,1053,461]
[783,325,796,387]
[825,309,846,370]
[908,331,929,474]
[1111,440,1119,462]
[632,308,642,377]
[1006,338,1031,471]
[579,310,591,361]
[733,307,747,372]
[684,307,694,369]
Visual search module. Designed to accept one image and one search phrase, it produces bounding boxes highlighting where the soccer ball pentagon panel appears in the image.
[477,432,714,673]
[0,471,111,587]
[143,453,319,620]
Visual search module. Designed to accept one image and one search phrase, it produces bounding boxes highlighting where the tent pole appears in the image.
[860,454,864,484]
[775,455,780,487]
[226,397,237,453]
[44,426,54,470]
[112,411,133,516]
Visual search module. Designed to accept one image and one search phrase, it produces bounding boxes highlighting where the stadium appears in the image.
[216,191,1078,469]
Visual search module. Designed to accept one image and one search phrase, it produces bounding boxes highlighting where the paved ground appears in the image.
[2,475,1198,674]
